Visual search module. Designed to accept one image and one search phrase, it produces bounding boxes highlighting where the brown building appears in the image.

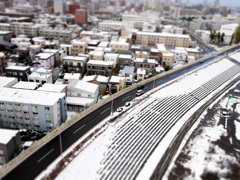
[68,3,80,15]
[75,9,87,25]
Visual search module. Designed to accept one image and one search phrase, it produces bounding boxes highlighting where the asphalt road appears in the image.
[2,45,240,180]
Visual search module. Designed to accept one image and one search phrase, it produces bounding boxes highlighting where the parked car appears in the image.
[136,90,144,97]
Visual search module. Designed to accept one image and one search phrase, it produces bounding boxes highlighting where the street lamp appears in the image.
[111,93,113,116]
[50,124,63,157]
[152,75,156,89]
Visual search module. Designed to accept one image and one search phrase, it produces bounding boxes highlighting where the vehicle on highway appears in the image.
[200,60,205,63]
[136,90,144,97]
[137,85,145,90]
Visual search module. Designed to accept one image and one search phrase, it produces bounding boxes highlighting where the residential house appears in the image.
[185,48,200,60]
[87,60,115,76]
[71,40,87,55]
[104,53,119,63]
[134,57,156,73]
[66,79,99,112]
[108,76,126,94]
[118,54,133,69]
[0,129,22,166]
[63,73,81,83]
[109,41,129,53]
[63,56,88,73]
[135,51,148,59]
[119,66,135,86]
[171,47,188,63]
[60,44,72,56]
[88,51,104,60]
[5,66,30,81]
[161,53,174,66]
[137,68,146,82]
[35,53,55,68]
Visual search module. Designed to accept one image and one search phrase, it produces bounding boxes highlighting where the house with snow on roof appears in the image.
[134,57,157,73]
[35,53,54,68]
[63,56,88,74]
[118,54,133,70]
[108,76,126,94]
[67,79,99,112]
[5,66,30,81]
[87,60,115,76]
[0,129,22,166]
[137,68,146,82]
[64,72,81,83]
[83,75,109,95]
[119,66,135,86]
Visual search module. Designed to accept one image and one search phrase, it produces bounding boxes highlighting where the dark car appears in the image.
[137,85,145,90]
[136,90,144,97]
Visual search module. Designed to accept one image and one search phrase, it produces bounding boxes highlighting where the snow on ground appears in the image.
[49,58,239,180]
[234,120,240,140]
[66,111,78,122]
[163,83,240,180]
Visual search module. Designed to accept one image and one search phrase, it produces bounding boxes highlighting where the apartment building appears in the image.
[5,66,30,81]
[171,47,188,62]
[104,53,119,63]
[10,22,40,37]
[60,44,72,56]
[35,53,55,68]
[136,32,192,49]
[87,60,115,76]
[0,31,12,42]
[109,41,129,53]
[0,88,67,131]
[0,129,22,166]
[80,30,111,41]
[71,40,87,55]
[39,27,72,43]
[98,20,134,31]
[118,54,132,69]
[88,51,104,60]
[63,56,88,73]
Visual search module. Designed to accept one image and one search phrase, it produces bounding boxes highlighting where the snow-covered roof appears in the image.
[0,77,17,87]
[156,44,168,52]
[150,48,159,53]
[136,51,148,54]
[0,88,65,106]
[230,52,240,62]
[82,75,97,82]
[137,68,146,74]
[67,96,95,106]
[123,66,134,74]
[185,48,199,53]
[119,54,132,59]
[105,53,119,59]
[64,73,81,80]
[109,76,126,83]
[37,84,67,93]
[12,81,40,90]
[0,129,19,144]
[96,75,109,83]
[36,53,53,59]
[137,32,190,39]
[43,49,59,53]
[28,72,51,78]
[109,41,129,46]
[89,51,104,56]
[63,56,87,61]
[135,58,156,64]
[98,41,109,47]
[87,60,114,66]
[162,53,174,57]
[6,66,30,71]
[68,80,98,94]
[60,44,72,47]
[71,40,87,45]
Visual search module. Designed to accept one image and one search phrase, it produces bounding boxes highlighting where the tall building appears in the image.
[214,0,220,9]
[165,0,171,6]
[68,3,80,15]
[203,0,208,8]
[75,8,88,25]
[54,0,67,14]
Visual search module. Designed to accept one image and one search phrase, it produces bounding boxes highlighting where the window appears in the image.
[19,72,23,76]
[0,150,3,155]
[45,114,51,118]
[45,107,50,111]
[46,120,51,124]
[13,72,17,75]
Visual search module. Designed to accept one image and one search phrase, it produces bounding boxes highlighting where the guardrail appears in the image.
[0,43,240,178]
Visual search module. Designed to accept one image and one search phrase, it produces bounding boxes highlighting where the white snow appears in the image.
[40,58,240,180]
[234,120,240,140]
[0,129,19,144]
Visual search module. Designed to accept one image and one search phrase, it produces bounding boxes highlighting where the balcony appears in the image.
[34,121,40,125]
[22,107,29,111]
[8,112,15,116]
[0,105,4,109]
[17,119,23,124]
[15,106,21,111]
[16,113,22,117]
[6,106,13,110]
[0,111,5,115]
[33,115,39,119]
[32,108,38,112]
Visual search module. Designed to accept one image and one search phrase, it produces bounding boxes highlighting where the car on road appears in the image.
[136,90,144,97]
[200,60,205,63]
[137,85,145,90]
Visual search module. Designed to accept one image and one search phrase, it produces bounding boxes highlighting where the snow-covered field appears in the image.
[38,56,240,180]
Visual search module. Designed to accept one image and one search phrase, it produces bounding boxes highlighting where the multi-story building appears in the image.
[134,57,156,72]
[109,41,130,53]
[161,53,174,66]
[0,129,22,166]
[35,53,55,68]
[108,76,126,94]
[54,0,67,14]
[75,9,87,25]
[88,51,104,60]
[118,54,132,69]
[87,60,115,76]
[71,40,87,55]
[60,44,72,56]
[5,66,30,81]
[171,47,188,63]
[104,53,119,63]
[136,32,192,49]
[63,56,88,73]
[10,22,40,37]
[0,88,67,131]
[39,27,72,43]
[98,20,134,31]
[135,51,148,59]
[0,31,12,42]
[80,30,111,41]
[68,3,80,15]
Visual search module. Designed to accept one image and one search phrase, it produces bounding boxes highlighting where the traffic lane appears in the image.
[4,136,61,180]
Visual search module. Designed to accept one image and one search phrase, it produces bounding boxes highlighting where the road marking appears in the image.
[38,148,54,163]
[122,96,130,101]
[144,87,148,89]
[183,70,187,73]
[157,80,163,84]
[73,124,86,134]
[100,107,110,115]
[170,75,175,78]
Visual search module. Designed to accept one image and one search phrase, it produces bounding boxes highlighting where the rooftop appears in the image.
[88,60,115,66]
[0,129,19,144]
[37,84,67,93]
[64,73,81,80]
[137,32,190,38]
[6,66,29,71]
[12,81,40,90]
[63,56,87,61]
[0,77,17,87]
